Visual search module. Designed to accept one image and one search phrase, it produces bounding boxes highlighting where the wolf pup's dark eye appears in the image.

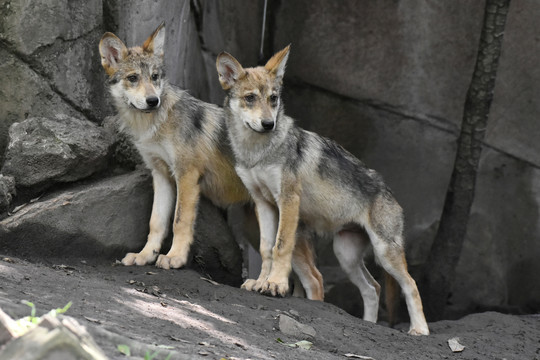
[127,74,138,83]
[244,94,256,103]
[269,94,278,105]
[151,73,159,81]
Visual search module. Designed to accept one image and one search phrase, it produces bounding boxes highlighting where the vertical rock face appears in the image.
[485,1,540,167]
[0,0,102,55]
[0,0,538,318]
[0,0,106,161]
[251,0,538,317]
[102,0,210,102]
[1,116,114,190]
[453,148,540,315]
[273,0,485,125]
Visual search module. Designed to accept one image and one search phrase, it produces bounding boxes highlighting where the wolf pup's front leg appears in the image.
[156,167,201,269]
[260,178,301,297]
[241,198,278,292]
[122,166,175,265]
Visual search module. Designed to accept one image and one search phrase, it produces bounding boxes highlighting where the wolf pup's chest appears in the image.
[236,164,282,205]
[136,139,177,171]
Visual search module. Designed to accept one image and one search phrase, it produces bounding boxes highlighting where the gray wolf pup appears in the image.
[98,24,324,300]
[216,46,429,335]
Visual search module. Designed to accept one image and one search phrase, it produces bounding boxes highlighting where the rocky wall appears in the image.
[0,0,539,320]
[0,0,244,285]
[265,0,540,317]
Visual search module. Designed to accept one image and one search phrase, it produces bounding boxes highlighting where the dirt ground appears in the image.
[0,254,538,360]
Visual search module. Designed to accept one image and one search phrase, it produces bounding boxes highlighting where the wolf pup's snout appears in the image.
[146,96,160,108]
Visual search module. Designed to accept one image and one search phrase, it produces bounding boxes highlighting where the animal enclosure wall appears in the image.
[0,0,539,319]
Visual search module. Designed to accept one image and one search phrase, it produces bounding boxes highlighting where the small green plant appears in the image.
[144,349,173,360]
[13,300,73,336]
[117,344,131,356]
[21,300,38,324]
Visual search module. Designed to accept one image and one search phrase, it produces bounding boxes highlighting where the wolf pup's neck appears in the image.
[115,82,179,140]
[225,103,292,168]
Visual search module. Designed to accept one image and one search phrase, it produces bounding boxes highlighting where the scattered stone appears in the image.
[0,313,107,360]
[448,337,465,352]
[151,286,162,297]
[84,317,102,325]
[289,309,300,317]
[278,314,316,339]
[344,354,376,359]
[200,277,220,286]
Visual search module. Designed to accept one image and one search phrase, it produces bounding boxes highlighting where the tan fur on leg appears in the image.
[156,168,201,269]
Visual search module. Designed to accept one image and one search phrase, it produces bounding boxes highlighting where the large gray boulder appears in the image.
[102,115,142,170]
[1,116,114,191]
[0,0,106,162]
[0,170,153,258]
[0,0,101,55]
[0,169,242,285]
[0,49,82,162]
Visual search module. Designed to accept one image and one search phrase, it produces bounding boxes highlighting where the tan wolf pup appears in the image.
[216,46,429,335]
[98,24,324,300]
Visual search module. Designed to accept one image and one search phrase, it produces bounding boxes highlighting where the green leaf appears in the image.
[144,350,159,360]
[56,301,72,314]
[21,300,36,318]
[117,344,131,356]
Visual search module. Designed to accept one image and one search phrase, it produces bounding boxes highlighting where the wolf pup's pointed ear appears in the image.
[99,32,128,76]
[264,44,290,79]
[143,22,165,57]
[216,52,245,90]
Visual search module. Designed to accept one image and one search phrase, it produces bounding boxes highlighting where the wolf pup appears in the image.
[217,46,429,335]
[98,24,324,300]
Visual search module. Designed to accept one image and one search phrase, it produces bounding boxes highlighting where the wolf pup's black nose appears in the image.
[261,120,275,130]
[146,96,159,108]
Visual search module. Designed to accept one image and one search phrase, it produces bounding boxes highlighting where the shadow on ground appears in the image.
[0,255,538,360]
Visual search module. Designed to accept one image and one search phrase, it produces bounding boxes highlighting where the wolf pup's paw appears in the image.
[408,325,430,336]
[121,251,158,266]
[241,279,258,291]
[260,280,289,297]
[156,254,187,269]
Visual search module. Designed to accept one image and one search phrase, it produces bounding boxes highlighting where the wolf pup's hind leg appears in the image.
[366,195,429,335]
[292,230,324,300]
[333,230,381,322]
